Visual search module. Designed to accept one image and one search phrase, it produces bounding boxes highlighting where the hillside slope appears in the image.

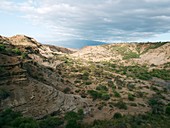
[0,35,91,119]
[0,35,170,124]
[71,42,170,65]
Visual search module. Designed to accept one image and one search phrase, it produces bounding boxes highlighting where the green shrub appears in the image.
[165,106,170,115]
[77,109,84,120]
[111,85,116,91]
[115,100,127,110]
[127,84,135,91]
[38,116,63,128]
[150,86,159,92]
[65,111,80,121]
[65,110,83,128]
[12,48,21,55]
[115,65,152,80]
[129,103,138,107]
[0,44,5,51]
[0,109,22,127]
[63,87,71,93]
[113,112,122,119]
[87,90,101,100]
[81,71,89,80]
[148,96,164,114]
[150,69,170,80]
[65,119,80,128]
[87,90,110,100]
[12,117,39,128]
[114,91,121,97]
[74,80,81,84]
[0,67,6,73]
[21,52,28,59]
[101,93,110,100]
[85,81,92,85]
[128,94,135,101]
[108,80,114,87]
[96,85,108,92]
[123,52,140,60]
[82,75,89,80]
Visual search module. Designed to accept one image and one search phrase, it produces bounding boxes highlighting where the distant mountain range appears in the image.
[44,39,107,49]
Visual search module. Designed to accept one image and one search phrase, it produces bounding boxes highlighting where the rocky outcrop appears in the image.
[0,60,91,118]
[0,35,91,118]
[9,35,41,47]
[137,43,170,65]
[1,77,90,119]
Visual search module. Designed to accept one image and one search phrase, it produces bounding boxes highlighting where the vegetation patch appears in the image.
[0,44,5,51]
[128,93,135,101]
[113,91,121,97]
[150,69,170,80]
[122,51,140,60]
[114,100,128,110]
[96,85,108,92]
[87,90,110,100]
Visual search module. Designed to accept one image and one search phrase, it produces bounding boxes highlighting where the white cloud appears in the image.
[1,0,170,42]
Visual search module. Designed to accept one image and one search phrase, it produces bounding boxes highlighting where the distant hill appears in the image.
[44,39,106,49]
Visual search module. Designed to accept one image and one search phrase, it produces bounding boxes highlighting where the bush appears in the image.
[0,44,5,51]
[0,109,22,127]
[12,48,21,55]
[77,109,84,120]
[148,96,164,114]
[65,119,80,128]
[113,112,122,119]
[114,91,121,97]
[38,116,63,128]
[111,85,116,91]
[74,80,81,84]
[128,94,135,101]
[65,110,83,128]
[96,85,108,92]
[65,111,80,121]
[150,69,170,80]
[129,103,137,107]
[165,106,170,115]
[127,84,135,91]
[87,90,101,100]
[115,100,127,110]
[108,80,114,87]
[101,93,110,100]
[123,52,140,60]
[12,117,39,128]
[85,81,92,85]
[82,71,89,80]
[63,87,71,93]
[21,52,28,59]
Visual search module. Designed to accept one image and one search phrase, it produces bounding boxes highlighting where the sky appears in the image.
[0,0,170,44]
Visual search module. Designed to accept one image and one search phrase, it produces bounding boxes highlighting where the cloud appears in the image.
[1,0,170,42]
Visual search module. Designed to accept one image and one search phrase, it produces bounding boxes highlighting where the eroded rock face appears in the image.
[9,35,41,47]
[0,60,90,119]
[0,35,91,118]
[1,77,89,119]
[137,43,170,65]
